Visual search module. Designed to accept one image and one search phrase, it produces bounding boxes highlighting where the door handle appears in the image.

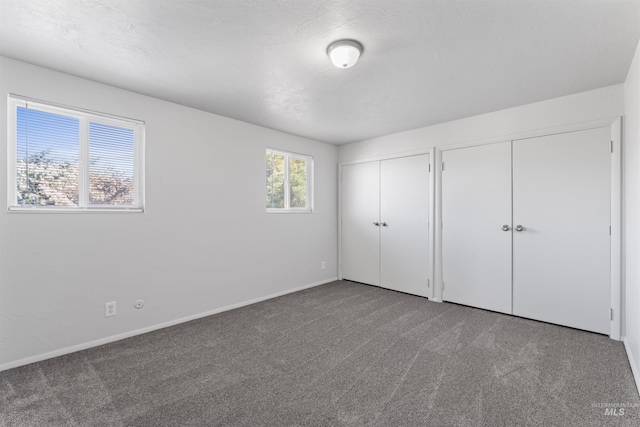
[502,225,510,231]
[373,222,380,226]
[514,224,525,232]
[381,222,388,227]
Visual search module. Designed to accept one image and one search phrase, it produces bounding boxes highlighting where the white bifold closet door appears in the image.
[380,155,430,296]
[341,154,430,297]
[441,142,513,314]
[441,127,611,335]
[512,128,610,334]
[341,161,380,287]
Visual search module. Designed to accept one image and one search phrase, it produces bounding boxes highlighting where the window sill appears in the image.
[266,209,313,214]
[8,206,144,213]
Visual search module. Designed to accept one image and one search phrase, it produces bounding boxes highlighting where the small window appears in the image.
[266,148,313,212]
[7,95,144,212]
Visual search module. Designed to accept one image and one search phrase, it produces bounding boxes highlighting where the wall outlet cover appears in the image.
[105,301,116,317]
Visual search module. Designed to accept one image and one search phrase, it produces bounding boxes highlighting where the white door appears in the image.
[380,154,430,297]
[341,161,380,286]
[441,142,513,314]
[512,128,610,334]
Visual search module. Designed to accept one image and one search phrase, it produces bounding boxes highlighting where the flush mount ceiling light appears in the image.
[327,40,363,69]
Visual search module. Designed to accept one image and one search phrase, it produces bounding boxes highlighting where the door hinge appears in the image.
[427,279,430,288]
[609,226,612,235]
[610,308,614,321]
[442,162,445,171]
[610,140,614,153]
[442,281,445,290]
[429,164,431,172]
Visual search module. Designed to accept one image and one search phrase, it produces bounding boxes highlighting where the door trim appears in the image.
[610,118,622,340]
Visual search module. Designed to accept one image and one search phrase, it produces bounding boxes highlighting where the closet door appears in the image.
[441,142,512,314]
[341,161,380,286]
[380,154,430,297]
[512,128,610,334]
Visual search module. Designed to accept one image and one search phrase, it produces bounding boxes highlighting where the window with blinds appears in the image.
[266,148,313,213]
[7,95,144,212]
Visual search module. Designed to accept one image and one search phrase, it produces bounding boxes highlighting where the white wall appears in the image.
[0,57,338,370]
[339,85,624,162]
[624,39,640,394]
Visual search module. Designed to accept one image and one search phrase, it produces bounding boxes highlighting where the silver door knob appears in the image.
[381,222,388,227]
[515,225,525,232]
[373,222,380,226]
[502,225,510,231]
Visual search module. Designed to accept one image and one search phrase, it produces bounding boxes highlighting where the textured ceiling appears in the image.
[1,0,639,145]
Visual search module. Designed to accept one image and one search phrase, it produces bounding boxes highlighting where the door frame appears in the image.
[338,148,436,299]
[435,117,622,340]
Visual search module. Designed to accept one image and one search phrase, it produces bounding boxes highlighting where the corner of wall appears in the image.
[623,37,640,396]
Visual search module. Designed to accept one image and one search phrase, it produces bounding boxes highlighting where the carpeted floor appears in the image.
[1,280,638,426]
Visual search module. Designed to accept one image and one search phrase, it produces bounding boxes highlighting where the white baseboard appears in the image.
[623,337,640,397]
[0,277,338,373]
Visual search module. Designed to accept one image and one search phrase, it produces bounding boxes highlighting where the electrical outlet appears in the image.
[322,261,326,270]
[105,301,116,317]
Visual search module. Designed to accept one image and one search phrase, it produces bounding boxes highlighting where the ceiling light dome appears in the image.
[327,40,363,69]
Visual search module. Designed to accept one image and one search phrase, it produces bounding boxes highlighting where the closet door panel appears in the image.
[441,142,512,314]
[380,154,430,297]
[512,127,610,334]
[341,162,380,286]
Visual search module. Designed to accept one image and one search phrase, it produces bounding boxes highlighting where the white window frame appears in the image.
[266,148,314,213]
[7,94,145,212]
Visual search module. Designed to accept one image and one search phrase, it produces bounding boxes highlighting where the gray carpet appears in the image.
[1,280,638,426]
